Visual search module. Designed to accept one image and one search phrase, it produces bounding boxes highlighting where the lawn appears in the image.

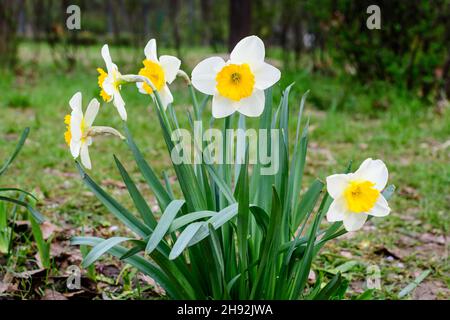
[0,41,448,299]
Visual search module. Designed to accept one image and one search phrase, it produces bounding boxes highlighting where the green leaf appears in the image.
[169,210,216,233]
[293,179,324,229]
[77,162,151,237]
[314,273,345,300]
[398,269,431,298]
[288,91,309,214]
[291,193,329,298]
[187,203,239,246]
[146,200,185,254]
[114,155,157,229]
[169,222,203,260]
[0,188,38,201]
[249,205,269,234]
[0,196,44,223]
[71,236,182,299]
[0,127,29,176]
[82,237,131,268]
[124,125,172,211]
[250,186,283,299]
[205,165,236,204]
[28,209,50,268]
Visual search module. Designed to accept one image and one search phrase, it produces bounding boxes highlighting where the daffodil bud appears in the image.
[88,126,125,140]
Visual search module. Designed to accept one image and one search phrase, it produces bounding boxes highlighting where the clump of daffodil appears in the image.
[326,158,391,231]
[136,39,181,110]
[64,92,124,169]
[97,44,127,121]
[191,35,281,118]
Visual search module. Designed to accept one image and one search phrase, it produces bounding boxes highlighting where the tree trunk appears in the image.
[228,0,252,51]
[0,0,23,68]
[169,0,181,56]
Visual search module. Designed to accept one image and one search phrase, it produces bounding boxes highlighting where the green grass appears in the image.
[0,42,448,299]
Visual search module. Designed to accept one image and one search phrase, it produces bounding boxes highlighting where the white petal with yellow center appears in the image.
[191,35,280,119]
[192,57,226,95]
[325,158,391,232]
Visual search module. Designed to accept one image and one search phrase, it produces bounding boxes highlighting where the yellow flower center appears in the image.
[64,115,72,145]
[138,59,166,94]
[216,63,255,101]
[97,68,112,102]
[344,181,380,213]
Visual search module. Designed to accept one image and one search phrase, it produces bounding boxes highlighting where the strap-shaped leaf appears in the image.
[205,163,236,204]
[71,236,182,299]
[249,205,270,234]
[292,179,324,230]
[188,203,239,246]
[114,155,157,229]
[0,196,44,223]
[76,162,151,237]
[146,199,185,254]
[169,222,203,260]
[169,210,216,232]
[0,188,38,200]
[0,127,29,176]
[124,125,172,211]
[82,237,131,267]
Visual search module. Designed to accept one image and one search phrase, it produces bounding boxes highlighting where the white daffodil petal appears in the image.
[343,212,368,232]
[144,39,158,62]
[326,197,347,222]
[159,85,174,110]
[159,55,181,84]
[212,93,236,118]
[69,92,82,111]
[101,44,114,74]
[326,174,350,199]
[102,77,115,95]
[85,98,100,127]
[354,158,388,191]
[368,195,391,217]
[253,62,281,90]
[235,89,265,117]
[191,57,226,95]
[136,81,147,94]
[113,92,127,121]
[70,109,83,141]
[80,143,92,170]
[230,35,265,65]
[70,140,81,158]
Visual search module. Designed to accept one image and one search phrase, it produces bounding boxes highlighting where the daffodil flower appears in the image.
[65,92,124,169]
[97,44,127,121]
[325,158,391,232]
[191,35,281,118]
[136,39,181,110]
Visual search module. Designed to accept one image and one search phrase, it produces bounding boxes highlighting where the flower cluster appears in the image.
[65,35,391,232]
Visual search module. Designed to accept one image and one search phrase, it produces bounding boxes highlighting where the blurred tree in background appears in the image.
[1,0,449,101]
[0,0,23,68]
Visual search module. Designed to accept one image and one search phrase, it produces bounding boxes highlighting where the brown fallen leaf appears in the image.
[373,247,405,260]
[418,233,446,245]
[40,221,59,240]
[42,289,68,300]
[13,268,46,279]
[398,186,420,200]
